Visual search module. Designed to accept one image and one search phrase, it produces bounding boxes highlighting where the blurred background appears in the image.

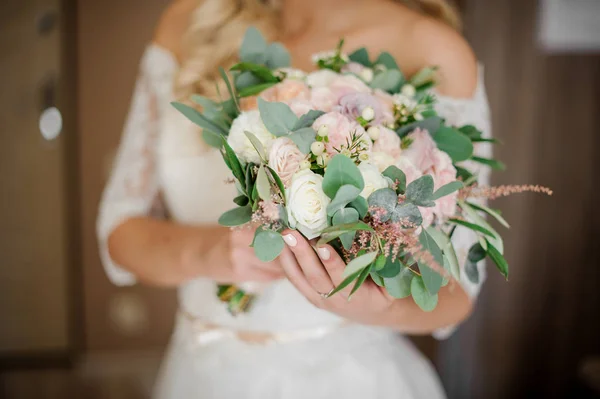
[0,0,599,398]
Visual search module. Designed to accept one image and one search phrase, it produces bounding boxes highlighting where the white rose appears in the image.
[306,69,338,88]
[370,151,396,172]
[358,162,389,199]
[286,169,331,239]
[227,110,275,164]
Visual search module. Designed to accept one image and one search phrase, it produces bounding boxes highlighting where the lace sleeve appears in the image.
[432,66,493,338]
[96,47,174,286]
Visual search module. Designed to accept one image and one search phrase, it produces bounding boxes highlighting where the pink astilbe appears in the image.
[460,184,553,200]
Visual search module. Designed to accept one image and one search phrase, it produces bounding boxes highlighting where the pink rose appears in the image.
[329,74,371,99]
[288,99,314,117]
[312,112,370,156]
[372,89,395,124]
[395,156,422,184]
[401,128,437,172]
[310,87,338,112]
[261,80,310,103]
[431,149,458,219]
[372,126,402,158]
[268,137,305,187]
[335,93,387,125]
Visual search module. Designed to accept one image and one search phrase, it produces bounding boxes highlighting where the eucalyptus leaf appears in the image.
[202,130,224,149]
[468,243,487,263]
[244,131,267,162]
[374,255,387,271]
[234,71,262,91]
[384,267,414,299]
[170,102,227,135]
[233,195,249,207]
[396,116,442,138]
[256,165,271,201]
[466,201,510,229]
[370,69,403,92]
[218,205,253,227]
[332,208,359,250]
[348,48,371,66]
[391,203,423,225]
[239,26,267,64]
[253,229,285,262]
[375,52,400,71]
[218,68,240,111]
[257,98,298,136]
[278,205,289,227]
[367,188,397,222]
[237,82,278,98]
[418,229,444,295]
[448,218,496,238]
[382,165,407,194]
[411,276,439,312]
[426,227,460,280]
[458,124,482,139]
[406,175,435,206]
[266,42,291,69]
[293,110,326,130]
[371,272,385,287]
[342,251,378,279]
[348,196,368,218]
[486,241,509,279]
[349,263,373,298]
[471,156,506,171]
[460,201,504,253]
[431,181,464,201]
[221,138,246,191]
[190,95,221,119]
[322,154,364,199]
[288,127,317,154]
[230,62,279,82]
[433,127,474,163]
[377,257,402,278]
[410,66,437,88]
[327,185,361,216]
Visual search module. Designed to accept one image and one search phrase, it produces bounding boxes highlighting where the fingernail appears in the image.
[283,234,297,247]
[317,246,330,261]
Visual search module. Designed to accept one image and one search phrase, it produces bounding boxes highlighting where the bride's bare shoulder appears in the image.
[153,0,201,60]
[407,16,478,97]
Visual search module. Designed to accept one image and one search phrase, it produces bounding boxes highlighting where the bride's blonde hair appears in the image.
[175,0,461,101]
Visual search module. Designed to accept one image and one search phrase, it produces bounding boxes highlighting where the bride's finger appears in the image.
[282,230,334,296]
[278,246,322,305]
[313,244,355,298]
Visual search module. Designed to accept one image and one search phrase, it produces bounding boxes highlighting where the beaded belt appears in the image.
[179,309,346,346]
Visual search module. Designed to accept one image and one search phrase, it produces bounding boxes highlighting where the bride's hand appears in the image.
[197,228,286,284]
[279,230,396,325]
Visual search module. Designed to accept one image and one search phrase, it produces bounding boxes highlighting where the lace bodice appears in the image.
[97,45,492,334]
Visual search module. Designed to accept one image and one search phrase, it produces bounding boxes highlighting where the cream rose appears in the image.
[268,137,305,187]
[286,169,330,239]
[358,162,389,199]
[227,110,275,164]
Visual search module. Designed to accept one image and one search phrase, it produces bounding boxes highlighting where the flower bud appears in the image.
[367,126,380,141]
[310,141,325,156]
[361,106,375,122]
[317,125,329,137]
[341,148,351,157]
[299,160,311,170]
[414,112,424,121]
[360,68,374,82]
[358,153,370,162]
[317,153,330,167]
[401,84,416,97]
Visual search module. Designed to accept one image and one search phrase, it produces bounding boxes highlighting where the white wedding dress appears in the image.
[97,45,492,399]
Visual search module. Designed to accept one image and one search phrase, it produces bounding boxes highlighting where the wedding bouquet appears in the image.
[173,28,551,314]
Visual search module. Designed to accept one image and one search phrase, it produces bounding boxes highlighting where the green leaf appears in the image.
[466,201,510,229]
[448,218,496,238]
[374,255,387,271]
[384,267,414,299]
[288,127,316,154]
[455,165,474,184]
[396,116,442,138]
[244,163,254,202]
[426,227,460,280]
[202,130,224,149]
[465,260,480,284]
[382,165,407,193]
[431,181,464,201]
[327,185,361,216]
[327,269,363,298]
[405,175,435,207]
[322,154,364,199]
[377,257,403,278]
[233,195,249,207]
[471,156,506,170]
[411,276,439,312]
[371,272,385,287]
[230,62,279,82]
[348,48,371,66]
[170,102,227,135]
[244,131,267,162]
[459,200,504,253]
[486,241,509,279]
[321,221,374,234]
[370,69,403,92]
[367,188,397,222]
[266,166,286,203]
[348,196,368,218]
[375,52,400,71]
[342,251,378,279]
[293,110,326,130]
[458,124,482,139]
[391,203,423,225]
[418,229,444,295]
[237,82,278,98]
[468,243,487,263]
[257,98,298,136]
[266,42,291,69]
[332,207,360,250]
[234,71,262,91]
[471,137,501,144]
[279,204,289,227]
[349,263,373,298]
[190,95,222,119]
[218,68,240,111]
[433,127,474,162]
[253,229,285,262]
[221,138,246,191]
[256,165,271,201]
[410,66,437,88]
[239,27,267,64]
[218,205,253,227]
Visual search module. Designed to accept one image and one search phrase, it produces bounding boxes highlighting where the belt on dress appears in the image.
[179,309,347,346]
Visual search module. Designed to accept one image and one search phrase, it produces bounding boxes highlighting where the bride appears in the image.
[97,0,491,397]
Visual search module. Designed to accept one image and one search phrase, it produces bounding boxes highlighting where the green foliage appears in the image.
[230,62,279,83]
[239,27,268,64]
[433,126,474,162]
[266,166,286,203]
[367,188,397,222]
[448,218,496,237]
[257,98,298,136]
[396,116,442,138]
[370,69,403,92]
[237,82,278,98]
[467,201,510,228]
[405,175,436,207]
[244,131,267,162]
[293,110,326,130]
[349,263,374,298]
[317,221,374,246]
[218,68,240,112]
[411,276,439,311]
[377,257,403,278]
[375,52,400,71]
[170,102,227,136]
[348,48,371,66]
[384,267,414,299]
[348,196,369,218]
[458,124,482,139]
[486,241,509,279]
[327,185,362,216]
[331,208,360,250]
[342,251,378,279]
[265,42,291,69]
[221,138,246,192]
[431,181,464,201]
[322,155,365,199]
[382,165,407,193]
[252,228,285,262]
[410,66,438,88]
[471,156,506,171]
[418,229,444,295]
[256,165,271,201]
[426,227,460,280]
[218,205,253,227]
[288,128,317,154]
